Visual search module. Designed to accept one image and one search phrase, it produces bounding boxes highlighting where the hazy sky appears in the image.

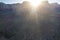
[0,0,60,4]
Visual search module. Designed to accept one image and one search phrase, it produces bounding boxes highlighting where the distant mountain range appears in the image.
[0,1,60,12]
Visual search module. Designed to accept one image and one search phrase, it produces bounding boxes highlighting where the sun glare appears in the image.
[25,0,42,7]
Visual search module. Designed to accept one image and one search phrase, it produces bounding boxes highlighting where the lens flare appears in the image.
[24,0,42,7]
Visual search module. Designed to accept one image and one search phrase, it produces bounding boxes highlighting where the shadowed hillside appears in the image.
[0,1,60,40]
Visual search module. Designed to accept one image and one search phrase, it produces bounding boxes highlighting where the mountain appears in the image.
[0,1,60,40]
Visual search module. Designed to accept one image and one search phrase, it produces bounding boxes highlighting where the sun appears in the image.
[24,0,42,7]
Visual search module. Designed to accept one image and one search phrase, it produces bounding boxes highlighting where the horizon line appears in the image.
[0,1,60,4]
